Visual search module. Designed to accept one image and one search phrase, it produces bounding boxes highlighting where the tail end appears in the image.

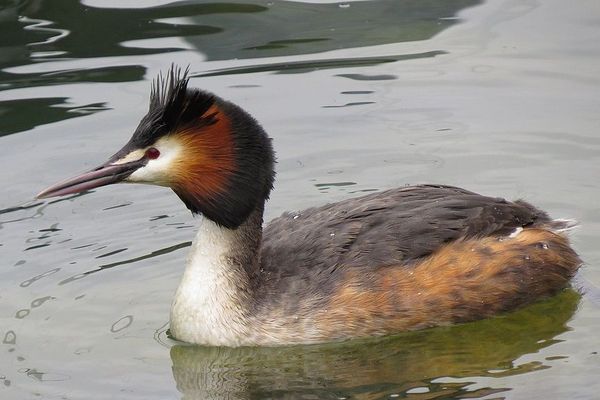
[546,218,579,234]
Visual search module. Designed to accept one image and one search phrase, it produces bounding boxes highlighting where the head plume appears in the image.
[127,65,276,229]
[149,66,216,133]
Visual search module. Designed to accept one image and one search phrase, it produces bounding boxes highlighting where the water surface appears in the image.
[1,0,600,399]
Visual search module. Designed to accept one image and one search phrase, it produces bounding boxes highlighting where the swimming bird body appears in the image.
[37,67,581,346]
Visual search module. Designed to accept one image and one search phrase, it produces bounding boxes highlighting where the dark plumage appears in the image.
[262,184,552,270]
[253,185,579,330]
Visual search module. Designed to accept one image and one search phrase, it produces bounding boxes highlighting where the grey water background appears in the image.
[1,0,599,398]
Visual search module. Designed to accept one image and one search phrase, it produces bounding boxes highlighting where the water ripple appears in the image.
[58,241,191,285]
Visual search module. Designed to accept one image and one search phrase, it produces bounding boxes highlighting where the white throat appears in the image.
[169,216,252,346]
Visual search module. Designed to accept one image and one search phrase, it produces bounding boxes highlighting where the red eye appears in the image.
[146,147,160,160]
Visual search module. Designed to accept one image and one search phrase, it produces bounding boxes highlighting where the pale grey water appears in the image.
[1,0,599,399]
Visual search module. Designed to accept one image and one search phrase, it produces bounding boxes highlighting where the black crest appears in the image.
[126,65,216,150]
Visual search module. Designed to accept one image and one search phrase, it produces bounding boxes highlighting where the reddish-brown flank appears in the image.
[317,228,581,339]
[171,105,235,199]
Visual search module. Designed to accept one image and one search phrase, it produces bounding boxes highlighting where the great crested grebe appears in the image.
[37,67,581,347]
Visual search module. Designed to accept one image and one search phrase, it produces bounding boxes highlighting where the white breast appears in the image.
[169,217,250,346]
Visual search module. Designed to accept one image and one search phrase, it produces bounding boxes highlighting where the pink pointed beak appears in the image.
[36,158,146,199]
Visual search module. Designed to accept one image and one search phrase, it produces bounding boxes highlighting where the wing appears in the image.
[260,185,551,275]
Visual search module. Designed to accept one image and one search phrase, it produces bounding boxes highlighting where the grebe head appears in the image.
[37,66,275,229]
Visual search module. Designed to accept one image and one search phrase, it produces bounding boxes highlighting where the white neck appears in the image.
[169,216,258,346]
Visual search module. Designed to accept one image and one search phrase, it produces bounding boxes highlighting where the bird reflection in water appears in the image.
[169,290,578,400]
